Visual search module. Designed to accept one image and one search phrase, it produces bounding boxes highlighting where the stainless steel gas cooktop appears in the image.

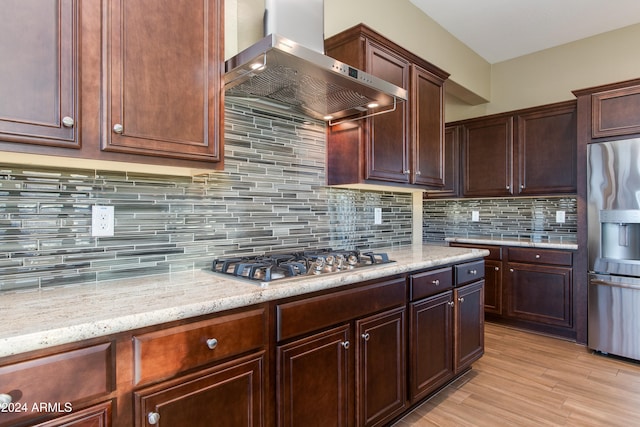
[211,248,394,285]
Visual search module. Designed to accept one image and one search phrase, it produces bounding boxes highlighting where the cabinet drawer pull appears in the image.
[458,297,465,303]
[206,338,218,350]
[0,393,12,405]
[535,254,541,259]
[361,333,370,341]
[341,341,350,350]
[448,301,454,307]
[432,279,440,286]
[113,123,124,134]
[148,412,160,425]
[468,269,477,275]
[403,169,410,174]
[62,116,75,128]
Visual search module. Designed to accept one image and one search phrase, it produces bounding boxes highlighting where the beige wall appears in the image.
[324,0,491,105]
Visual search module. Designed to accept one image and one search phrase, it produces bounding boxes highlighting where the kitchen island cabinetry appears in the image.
[0,0,79,149]
[276,276,407,427]
[408,263,484,403]
[131,307,267,427]
[441,100,577,198]
[0,342,114,427]
[0,0,224,172]
[324,24,449,189]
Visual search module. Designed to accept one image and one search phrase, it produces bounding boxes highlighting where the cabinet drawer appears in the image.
[455,260,485,286]
[277,277,406,342]
[507,248,572,266]
[0,343,113,427]
[410,267,453,300]
[133,308,266,385]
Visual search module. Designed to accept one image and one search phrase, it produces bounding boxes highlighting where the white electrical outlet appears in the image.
[472,211,480,222]
[92,205,115,237]
[374,207,382,225]
[556,210,566,223]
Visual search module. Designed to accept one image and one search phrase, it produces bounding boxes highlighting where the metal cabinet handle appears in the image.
[510,268,514,273]
[0,394,12,405]
[469,269,477,275]
[432,279,440,286]
[506,185,510,190]
[113,123,124,134]
[341,341,350,349]
[458,297,465,303]
[415,171,421,175]
[403,170,411,174]
[448,301,455,307]
[535,254,541,259]
[361,333,370,341]
[148,412,160,425]
[495,266,500,271]
[520,184,525,189]
[206,338,218,350]
[62,116,75,128]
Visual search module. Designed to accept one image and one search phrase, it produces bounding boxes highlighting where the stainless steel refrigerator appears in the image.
[587,138,640,361]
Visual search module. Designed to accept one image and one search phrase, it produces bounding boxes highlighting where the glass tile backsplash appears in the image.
[423,197,577,243]
[0,101,412,292]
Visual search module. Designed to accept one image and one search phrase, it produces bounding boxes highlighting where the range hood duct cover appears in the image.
[224,1,407,122]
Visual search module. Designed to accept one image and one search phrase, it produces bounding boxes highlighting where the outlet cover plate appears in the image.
[92,205,115,237]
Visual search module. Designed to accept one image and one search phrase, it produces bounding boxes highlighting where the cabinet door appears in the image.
[506,263,572,328]
[105,0,223,162]
[592,84,640,138]
[409,291,453,403]
[365,41,410,183]
[462,116,513,197]
[135,353,264,427]
[425,125,460,198]
[412,65,445,187]
[516,103,576,195]
[277,325,351,427]
[454,281,484,373]
[0,0,78,148]
[484,259,503,315]
[356,307,407,427]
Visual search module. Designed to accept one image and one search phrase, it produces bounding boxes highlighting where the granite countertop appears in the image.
[0,245,489,358]
[445,236,578,250]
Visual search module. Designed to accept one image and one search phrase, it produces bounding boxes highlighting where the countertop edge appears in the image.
[445,237,578,250]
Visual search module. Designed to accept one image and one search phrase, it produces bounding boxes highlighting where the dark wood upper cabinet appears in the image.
[0,0,78,148]
[446,100,577,198]
[516,102,577,195]
[104,0,224,162]
[462,115,514,197]
[325,24,449,189]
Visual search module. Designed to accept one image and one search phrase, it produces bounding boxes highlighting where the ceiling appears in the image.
[410,0,640,63]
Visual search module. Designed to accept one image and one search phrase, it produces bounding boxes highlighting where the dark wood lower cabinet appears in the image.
[32,402,112,427]
[506,263,572,328]
[409,292,454,402]
[277,325,351,427]
[134,352,265,427]
[356,307,407,427]
[454,281,485,372]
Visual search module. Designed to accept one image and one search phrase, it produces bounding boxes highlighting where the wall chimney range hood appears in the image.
[224,0,407,124]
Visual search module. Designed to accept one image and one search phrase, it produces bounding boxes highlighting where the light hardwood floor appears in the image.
[394,322,640,426]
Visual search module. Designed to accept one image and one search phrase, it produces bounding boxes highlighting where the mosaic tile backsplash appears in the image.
[0,101,412,292]
[423,197,577,243]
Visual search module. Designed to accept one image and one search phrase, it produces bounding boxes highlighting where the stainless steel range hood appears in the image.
[224,0,407,123]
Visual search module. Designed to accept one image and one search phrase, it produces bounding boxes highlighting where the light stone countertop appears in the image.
[0,245,489,358]
[445,236,578,250]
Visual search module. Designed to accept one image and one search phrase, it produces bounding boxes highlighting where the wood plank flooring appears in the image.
[393,322,640,426]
